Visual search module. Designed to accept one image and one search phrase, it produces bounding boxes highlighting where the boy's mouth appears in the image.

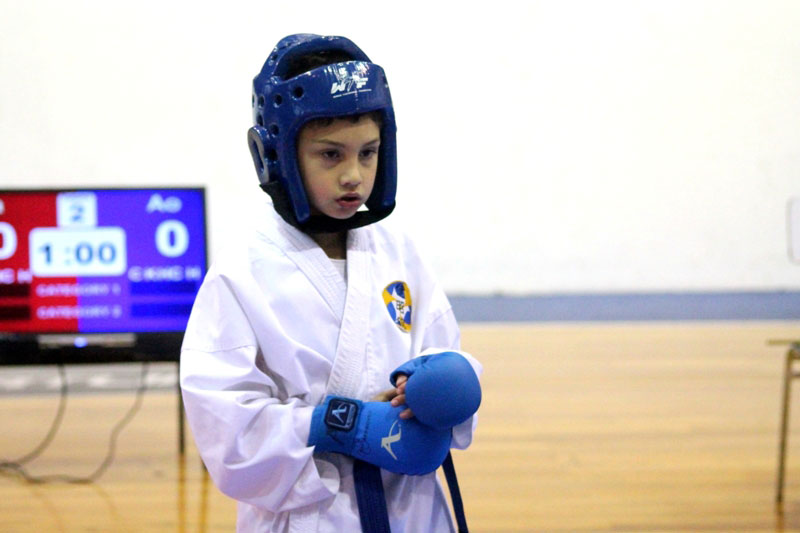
[336,193,362,208]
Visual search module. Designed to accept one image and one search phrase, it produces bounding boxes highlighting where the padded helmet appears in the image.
[248,34,397,232]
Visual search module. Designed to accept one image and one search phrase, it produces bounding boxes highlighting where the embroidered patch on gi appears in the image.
[325,399,358,431]
[382,281,412,333]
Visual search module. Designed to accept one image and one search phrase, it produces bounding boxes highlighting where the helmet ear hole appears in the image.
[247,126,270,184]
[250,141,264,174]
[292,86,305,99]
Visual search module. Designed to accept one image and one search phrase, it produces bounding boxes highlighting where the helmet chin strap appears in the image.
[261,182,394,234]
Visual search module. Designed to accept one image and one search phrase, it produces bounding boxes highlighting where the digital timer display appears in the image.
[30,227,128,276]
[0,188,207,334]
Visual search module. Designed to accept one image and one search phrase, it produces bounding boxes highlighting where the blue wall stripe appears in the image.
[448,291,800,322]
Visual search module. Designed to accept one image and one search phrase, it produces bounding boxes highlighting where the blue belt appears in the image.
[353,452,469,533]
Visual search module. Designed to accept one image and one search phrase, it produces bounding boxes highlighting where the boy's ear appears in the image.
[247,126,271,185]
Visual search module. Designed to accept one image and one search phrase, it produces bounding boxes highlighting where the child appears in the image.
[180,33,482,532]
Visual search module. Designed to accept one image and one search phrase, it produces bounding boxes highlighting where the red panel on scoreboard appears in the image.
[0,192,78,332]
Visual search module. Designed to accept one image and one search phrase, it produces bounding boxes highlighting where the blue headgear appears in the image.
[248,34,397,232]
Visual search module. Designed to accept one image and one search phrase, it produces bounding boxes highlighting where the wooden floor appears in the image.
[2,321,800,532]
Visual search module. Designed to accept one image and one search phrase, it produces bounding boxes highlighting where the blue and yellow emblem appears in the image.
[382,281,412,333]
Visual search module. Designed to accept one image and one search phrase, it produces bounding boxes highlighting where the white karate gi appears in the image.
[180,199,481,533]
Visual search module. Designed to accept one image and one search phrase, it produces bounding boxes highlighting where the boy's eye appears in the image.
[360,148,379,159]
[321,150,341,160]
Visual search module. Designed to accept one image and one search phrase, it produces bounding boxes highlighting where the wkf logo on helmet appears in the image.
[382,281,412,333]
[330,62,371,98]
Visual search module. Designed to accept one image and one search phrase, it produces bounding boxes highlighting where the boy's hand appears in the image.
[371,388,396,403]
[391,374,414,419]
[371,374,414,420]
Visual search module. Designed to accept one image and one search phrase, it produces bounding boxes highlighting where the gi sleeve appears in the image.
[180,270,339,513]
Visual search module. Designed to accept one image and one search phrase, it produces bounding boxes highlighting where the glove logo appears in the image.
[381,420,402,460]
[325,399,358,431]
[382,281,412,333]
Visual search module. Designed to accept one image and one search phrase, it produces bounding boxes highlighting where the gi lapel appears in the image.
[272,217,348,320]
[327,227,372,398]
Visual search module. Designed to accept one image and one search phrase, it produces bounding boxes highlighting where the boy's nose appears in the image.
[339,161,362,188]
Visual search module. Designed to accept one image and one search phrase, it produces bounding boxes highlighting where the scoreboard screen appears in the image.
[0,188,207,334]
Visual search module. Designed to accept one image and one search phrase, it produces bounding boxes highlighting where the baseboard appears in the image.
[448,291,800,322]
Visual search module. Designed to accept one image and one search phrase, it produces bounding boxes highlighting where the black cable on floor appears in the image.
[1,363,69,467]
[0,362,150,484]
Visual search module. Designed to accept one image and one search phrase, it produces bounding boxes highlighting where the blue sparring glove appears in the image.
[390,351,481,430]
[308,395,451,475]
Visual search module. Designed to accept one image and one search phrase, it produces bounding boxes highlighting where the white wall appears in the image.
[1,0,798,294]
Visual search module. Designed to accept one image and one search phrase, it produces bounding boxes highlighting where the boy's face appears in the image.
[297,118,381,220]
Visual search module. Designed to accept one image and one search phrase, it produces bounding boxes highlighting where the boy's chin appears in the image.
[315,206,362,220]
[327,213,359,221]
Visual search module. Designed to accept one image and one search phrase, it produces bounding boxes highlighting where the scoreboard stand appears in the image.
[0,332,189,455]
